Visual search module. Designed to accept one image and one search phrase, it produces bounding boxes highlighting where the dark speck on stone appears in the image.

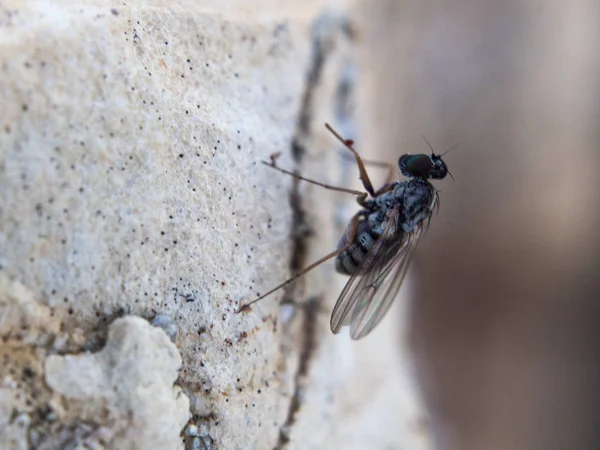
[111,8,119,16]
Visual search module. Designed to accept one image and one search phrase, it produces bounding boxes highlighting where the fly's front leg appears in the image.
[373,182,396,197]
[339,153,397,185]
[262,153,368,204]
[325,123,378,198]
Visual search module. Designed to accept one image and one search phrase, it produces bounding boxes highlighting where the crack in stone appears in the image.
[289,14,338,163]
[282,15,336,303]
[273,17,333,449]
[273,13,356,449]
[274,297,320,449]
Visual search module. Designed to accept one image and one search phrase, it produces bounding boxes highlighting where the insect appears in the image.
[239,123,451,339]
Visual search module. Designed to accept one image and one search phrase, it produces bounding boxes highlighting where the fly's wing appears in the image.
[348,225,424,339]
[331,235,399,330]
[330,205,427,340]
[330,207,402,334]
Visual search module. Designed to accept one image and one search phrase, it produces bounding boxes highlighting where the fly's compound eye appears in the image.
[398,154,433,179]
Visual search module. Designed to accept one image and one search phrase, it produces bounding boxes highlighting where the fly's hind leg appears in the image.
[236,211,362,312]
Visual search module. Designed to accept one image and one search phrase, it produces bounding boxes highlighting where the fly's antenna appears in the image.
[421,134,456,180]
[421,134,436,155]
[440,144,458,157]
[440,144,457,180]
[421,135,458,158]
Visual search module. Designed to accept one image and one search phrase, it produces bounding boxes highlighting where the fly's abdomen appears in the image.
[334,180,437,277]
[335,219,383,276]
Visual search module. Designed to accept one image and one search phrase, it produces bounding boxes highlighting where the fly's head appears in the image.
[428,153,450,179]
[398,153,449,180]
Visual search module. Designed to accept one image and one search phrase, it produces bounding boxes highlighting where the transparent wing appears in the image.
[349,226,424,339]
[330,207,402,333]
[330,206,427,340]
[330,234,397,330]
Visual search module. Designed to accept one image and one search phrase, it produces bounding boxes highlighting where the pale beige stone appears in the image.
[45,316,189,450]
[0,1,433,449]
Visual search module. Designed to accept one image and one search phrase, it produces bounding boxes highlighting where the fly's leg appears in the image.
[339,152,397,184]
[236,212,362,312]
[373,182,396,197]
[262,153,368,205]
[363,158,397,184]
[325,123,378,197]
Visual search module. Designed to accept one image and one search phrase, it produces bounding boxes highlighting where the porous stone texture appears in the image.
[0,275,188,449]
[0,1,433,449]
[45,316,189,450]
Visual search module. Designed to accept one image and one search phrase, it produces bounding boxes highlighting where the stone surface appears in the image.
[0,1,433,449]
[45,316,189,450]
[0,275,63,450]
[0,275,188,449]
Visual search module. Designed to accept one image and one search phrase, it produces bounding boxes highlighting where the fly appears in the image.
[238,123,451,339]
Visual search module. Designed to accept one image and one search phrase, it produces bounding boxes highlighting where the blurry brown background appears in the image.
[355,1,600,449]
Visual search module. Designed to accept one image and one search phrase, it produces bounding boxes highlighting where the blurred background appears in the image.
[354,0,600,449]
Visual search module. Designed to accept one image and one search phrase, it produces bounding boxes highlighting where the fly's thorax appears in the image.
[364,187,405,237]
[375,185,401,209]
[391,183,406,201]
[398,179,436,233]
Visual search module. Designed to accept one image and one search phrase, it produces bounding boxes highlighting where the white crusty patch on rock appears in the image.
[45,316,190,450]
[0,274,60,344]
